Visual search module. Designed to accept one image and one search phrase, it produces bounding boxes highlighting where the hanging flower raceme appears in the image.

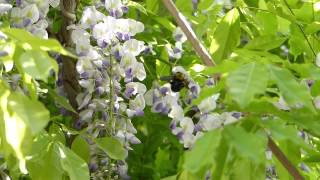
[70,1,147,178]
[146,27,242,148]
[9,0,60,38]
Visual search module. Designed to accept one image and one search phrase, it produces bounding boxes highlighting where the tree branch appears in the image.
[58,0,80,117]
[161,0,304,179]
[161,0,215,66]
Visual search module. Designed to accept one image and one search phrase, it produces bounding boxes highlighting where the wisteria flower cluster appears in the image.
[69,0,147,178]
[146,27,241,148]
[9,0,59,39]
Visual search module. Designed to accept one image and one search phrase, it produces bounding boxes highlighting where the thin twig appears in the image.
[283,0,317,58]
[161,0,304,179]
[161,0,216,66]
[268,137,304,180]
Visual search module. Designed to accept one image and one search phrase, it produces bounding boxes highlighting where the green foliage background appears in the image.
[1,0,320,179]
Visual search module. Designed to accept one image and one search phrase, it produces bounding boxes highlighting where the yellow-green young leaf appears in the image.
[27,137,64,180]
[183,130,221,173]
[4,92,50,173]
[245,35,287,51]
[256,11,278,35]
[224,126,267,164]
[178,171,198,180]
[0,42,15,72]
[161,175,177,180]
[49,124,66,145]
[127,1,147,14]
[55,143,90,180]
[71,135,90,162]
[3,28,76,58]
[7,93,50,135]
[96,137,126,160]
[229,158,266,180]
[268,65,315,112]
[210,8,240,63]
[227,62,268,108]
[17,50,58,82]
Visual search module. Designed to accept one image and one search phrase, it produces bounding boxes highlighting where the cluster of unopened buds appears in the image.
[147,28,242,148]
[69,0,147,178]
[4,0,59,38]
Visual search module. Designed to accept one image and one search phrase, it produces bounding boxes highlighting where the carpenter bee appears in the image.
[161,72,189,92]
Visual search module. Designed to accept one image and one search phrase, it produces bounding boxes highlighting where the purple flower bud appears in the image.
[173,47,182,54]
[194,124,202,133]
[306,79,314,88]
[170,120,177,130]
[102,112,109,121]
[159,87,169,95]
[74,120,83,130]
[121,6,129,14]
[176,131,184,140]
[206,78,215,86]
[174,34,183,42]
[161,106,170,114]
[114,50,121,61]
[89,162,98,172]
[16,0,22,6]
[95,76,103,87]
[96,86,104,96]
[98,40,108,48]
[80,72,89,79]
[117,32,124,40]
[0,51,8,57]
[135,109,144,116]
[123,34,130,41]
[125,87,135,98]
[144,46,151,54]
[231,112,241,119]
[109,9,116,17]
[59,108,68,116]
[23,19,32,27]
[102,60,110,67]
[154,101,164,112]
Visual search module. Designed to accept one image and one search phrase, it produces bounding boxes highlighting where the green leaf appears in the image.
[71,135,90,162]
[0,42,15,72]
[202,60,239,75]
[96,137,126,160]
[27,140,64,180]
[48,88,76,113]
[3,28,76,58]
[192,79,224,105]
[178,171,198,180]
[161,175,177,180]
[55,143,90,180]
[7,93,50,135]
[146,0,159,13]
[245,35,287,51]
[211,136,229,180]
[49,124,66,145]
[210,8,240,63]
[127,1,147,15]
[268,65,315,112]
[229,158,265,180]
[224,126,267,164]
[183,129,221,173]
[262,120,311,150]
[227,62,269,108]
[17,50,58,82]
[256,11,278,35]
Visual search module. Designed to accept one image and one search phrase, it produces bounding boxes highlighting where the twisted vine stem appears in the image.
[58,0,80,117]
